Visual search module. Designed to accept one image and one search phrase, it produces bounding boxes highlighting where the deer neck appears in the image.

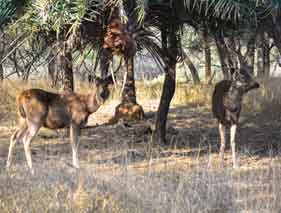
[86,92,103,113]
[227,84,243,103]
[229,83,244,95]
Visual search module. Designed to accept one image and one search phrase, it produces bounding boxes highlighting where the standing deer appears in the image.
[212,68,259,168]
[6,76,114,174]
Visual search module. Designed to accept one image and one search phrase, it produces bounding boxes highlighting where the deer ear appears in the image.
[94,77,103,86]
[106,75,114,85]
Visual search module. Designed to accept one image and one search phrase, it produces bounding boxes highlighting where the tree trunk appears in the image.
[100,48,112,78]
[263,32,271,77]
[122,57,136,104]
[0,63,3,81]
[185,54,200,84]
[273,29,281,55]
[201,29,212,84]
[226,35,255,75]
[111,56,144,123]
[0,29,4,81]
[154,64,176,144]
[271,13,281,56]
[48,49,57,87]
[213,31,231,79]
[58,43,74,92]
[154,28,178,144]
[257,32,271,78]
[256,33,264,77]
[225,37,240,70]
[242,35,256,75]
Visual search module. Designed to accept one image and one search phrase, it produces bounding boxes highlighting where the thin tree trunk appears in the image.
[121,0,138,105]
[273,30,281,55]
[112,56,144,122]
[12,51,20,78]
[226,35,255,75]
[0,63,3,81]
[154,28,178,144]
[59,43,74,92]
[155,64,176,144]
[213,31,231,79]
[48,49,57,87]
[22,66,30,81]
[122,57,136,104]
[201,29,212,84]
[242,35,256,75]
[100,48,112,78]
[0,29,4,81]
[257,32,271,78]
[271,13,281,56]
[225,37,240,70]
[184,54,200,84]
[263,32,271,77]
[256,33,264,77]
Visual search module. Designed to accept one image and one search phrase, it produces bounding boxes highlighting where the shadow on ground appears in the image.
[1,101,280,171]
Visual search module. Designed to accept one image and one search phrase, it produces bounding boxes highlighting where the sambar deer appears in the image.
[212,68,259,168]
[6,76,114,173]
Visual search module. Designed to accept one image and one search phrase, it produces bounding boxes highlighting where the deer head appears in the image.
[230,68,260,93]
[93,75,115,103]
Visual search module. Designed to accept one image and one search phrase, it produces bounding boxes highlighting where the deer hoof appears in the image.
[30,168,35,175]
[233,162,239,169]
[5,164,11,171]
[73,163,80,169]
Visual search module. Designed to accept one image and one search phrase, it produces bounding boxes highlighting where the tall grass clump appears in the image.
[2,162,281,212]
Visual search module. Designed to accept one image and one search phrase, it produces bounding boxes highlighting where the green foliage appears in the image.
[19,0,100,39]
[0,0,27,27]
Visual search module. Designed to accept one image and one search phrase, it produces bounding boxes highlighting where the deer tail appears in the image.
[17,95,26,118]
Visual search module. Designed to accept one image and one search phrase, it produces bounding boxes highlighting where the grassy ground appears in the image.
[1,78,281,212]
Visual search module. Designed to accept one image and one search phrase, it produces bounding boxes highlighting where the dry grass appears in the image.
[1,77,281,212]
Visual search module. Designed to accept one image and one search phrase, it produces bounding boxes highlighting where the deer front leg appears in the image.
[218,123,226,166]
[6,126,27,169]
[70,123,80,169]
[230,124,238,168]
[22,123,40,174]
[6,131,18,169]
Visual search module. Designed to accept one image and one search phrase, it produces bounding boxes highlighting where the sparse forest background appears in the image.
[2,0,281,212]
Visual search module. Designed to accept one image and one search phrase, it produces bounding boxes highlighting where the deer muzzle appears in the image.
[245,81,260,93]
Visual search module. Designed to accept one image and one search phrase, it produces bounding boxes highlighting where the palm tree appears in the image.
[102,1,144,122]
[5,0,281,144]
[5,0,165,90]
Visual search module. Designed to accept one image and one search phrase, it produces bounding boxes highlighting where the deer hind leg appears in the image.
[70,123,80,169]
[218,123,226,165]
[6,122,28,169]
[230,124,238,168]
[22,121,41,174]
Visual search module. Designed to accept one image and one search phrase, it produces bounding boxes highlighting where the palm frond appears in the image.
[0,0,27,27]
[133,27,167,70]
